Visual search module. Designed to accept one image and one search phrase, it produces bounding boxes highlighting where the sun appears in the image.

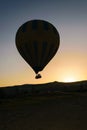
[63,76,76,83]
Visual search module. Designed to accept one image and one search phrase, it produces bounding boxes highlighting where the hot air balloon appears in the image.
[15,20,60,79]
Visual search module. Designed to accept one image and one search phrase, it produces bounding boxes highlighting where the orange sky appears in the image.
[0,0,87,87]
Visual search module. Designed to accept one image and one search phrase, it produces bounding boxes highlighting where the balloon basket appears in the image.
[35,73,42,79]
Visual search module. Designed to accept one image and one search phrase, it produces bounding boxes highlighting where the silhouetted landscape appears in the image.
[0,81,87,130]
[0,80,87,98]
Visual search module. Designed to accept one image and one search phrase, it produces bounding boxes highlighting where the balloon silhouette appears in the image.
[15,20,60,79]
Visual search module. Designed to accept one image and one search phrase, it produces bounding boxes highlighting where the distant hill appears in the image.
[0,81,87,98]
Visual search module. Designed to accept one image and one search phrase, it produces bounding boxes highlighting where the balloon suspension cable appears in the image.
[35,73,42,79]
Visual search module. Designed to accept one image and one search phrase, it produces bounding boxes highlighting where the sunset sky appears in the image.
[0,0,87,87]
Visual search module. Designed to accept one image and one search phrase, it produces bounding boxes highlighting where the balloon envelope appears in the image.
[15,20,60,76]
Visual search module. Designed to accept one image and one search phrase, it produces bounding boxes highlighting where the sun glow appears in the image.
[63,76,77,83]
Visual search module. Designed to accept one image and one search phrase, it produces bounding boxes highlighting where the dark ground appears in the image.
[0,91,87,130]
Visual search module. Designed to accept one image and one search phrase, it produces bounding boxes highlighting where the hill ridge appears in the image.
[0,80,87,98]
